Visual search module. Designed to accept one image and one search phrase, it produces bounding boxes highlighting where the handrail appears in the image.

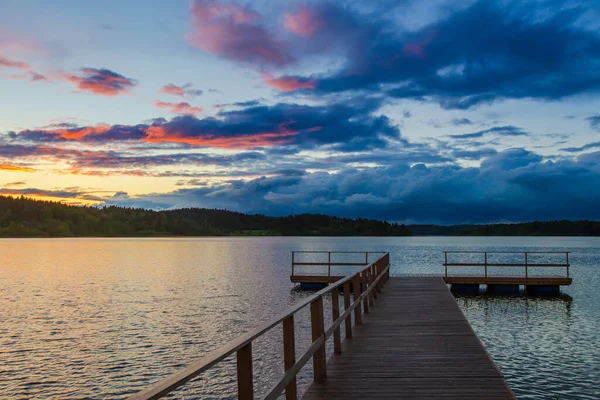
[292,251,384,277]
[129,252,391,400]
[443,251,570,279]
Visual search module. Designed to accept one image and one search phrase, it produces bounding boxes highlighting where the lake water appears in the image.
[1,237,599,399]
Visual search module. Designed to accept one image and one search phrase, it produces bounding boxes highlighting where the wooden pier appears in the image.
[129,251,515,400]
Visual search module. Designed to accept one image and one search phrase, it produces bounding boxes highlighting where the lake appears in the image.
[1,237,599,399]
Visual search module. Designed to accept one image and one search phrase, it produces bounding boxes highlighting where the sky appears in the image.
[1,0,600,224]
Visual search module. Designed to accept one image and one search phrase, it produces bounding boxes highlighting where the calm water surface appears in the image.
[1,237,599,399]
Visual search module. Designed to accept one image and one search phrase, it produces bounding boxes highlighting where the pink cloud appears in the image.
[61,68,137,96]
[0,56,31,70]
[284,6,322,37]
[187,0,294,67]
[153,101,203,116]
[160,83,203,98]
[263,74,316,92]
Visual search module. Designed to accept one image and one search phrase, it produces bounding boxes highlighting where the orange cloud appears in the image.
[153,101,203,116]
[0,164,36,173]
[263,74,316,92]
[145,126,295,149]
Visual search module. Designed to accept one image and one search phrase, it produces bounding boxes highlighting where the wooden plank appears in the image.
[302,277,515,400]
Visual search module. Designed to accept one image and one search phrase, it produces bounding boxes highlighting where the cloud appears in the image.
[11,98,400,150]
[0,56,31,70]
[61,67,137,96]
[561,141,600,153]
[160,83,203,98]
[451,118,473,126]
[263,74,316,91]
[0,164,36,172]
[153,101,203,116]
[587,115,600,131]
[267,1,600,109]
[449,125,527,139]
[107,148,600,224]
[187,0,293,67]
[284,5,323,37]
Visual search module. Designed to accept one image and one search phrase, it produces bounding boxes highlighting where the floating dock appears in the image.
[443,251,572,295]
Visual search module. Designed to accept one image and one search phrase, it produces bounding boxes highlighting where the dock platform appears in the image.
[302,277,515,399]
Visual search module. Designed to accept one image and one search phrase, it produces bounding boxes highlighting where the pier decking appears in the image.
[302,277,514,399]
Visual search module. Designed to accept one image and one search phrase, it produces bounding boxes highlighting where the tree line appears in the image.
[0,196,412,237]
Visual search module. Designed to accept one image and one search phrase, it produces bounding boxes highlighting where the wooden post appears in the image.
[444,252,448,277]
[566,252,569,278]
[363,272,370,314]
[328,252,331,277]
[371,265,377,300]
[282,316,297,400]
[331,287,342,354]
[310,296,326,382]
[352,275,362,325]
[484,252,487,278]
[365,251,368,265]
[291,252,295,277]
[525,252,528,279]
[236,343,253,400]
[343,281,352,339]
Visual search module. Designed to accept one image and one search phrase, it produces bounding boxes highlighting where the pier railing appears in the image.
[291,251,386,277]
[129,252,390,400]
[443,251,570,279]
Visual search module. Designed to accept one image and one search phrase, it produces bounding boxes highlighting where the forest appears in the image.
[0,196,411,237]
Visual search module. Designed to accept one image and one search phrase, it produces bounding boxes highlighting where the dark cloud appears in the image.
[262,1,600,109]
[561,141,600,153]
[107,148,600,224]
[10,98,400,150]
[587,115,600,131]
[451,118,473,126]
[62,68,137,96]
[449,125,527,139]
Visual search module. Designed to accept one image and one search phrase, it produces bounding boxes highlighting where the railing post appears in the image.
[525,252,528,279]
[365,251,368,265]
[310,296,326,382]
[363,272,370,314]
[291,252,295,277]
[343,281,352,339]
[332,287,342,354]
[484,252,487,278]
[566,252,569,278]
[444,251,448,277]
[371,265,377,301]
[328,252,331,277]
[282,316,297,400]
[236,343,253,400]
[352,274,363,325]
